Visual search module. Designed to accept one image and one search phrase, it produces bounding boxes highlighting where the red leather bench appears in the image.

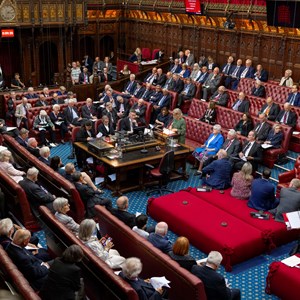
[95,205,207,300]
[266,255,300,300]
[147,190,266,272]
[39,206,138,300]
[0,245,41,300]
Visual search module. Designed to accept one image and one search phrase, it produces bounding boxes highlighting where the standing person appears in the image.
[231,162,253,200]
[168,108,186,144]
[192,251,241,300]
[40,245,84,300]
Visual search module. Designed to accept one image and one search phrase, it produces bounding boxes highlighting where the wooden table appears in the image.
[75,140,192,196]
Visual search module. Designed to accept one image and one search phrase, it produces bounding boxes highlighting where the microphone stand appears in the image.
[140,131,148,154]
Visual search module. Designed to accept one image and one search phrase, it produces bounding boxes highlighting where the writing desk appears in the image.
[75,140,192,196]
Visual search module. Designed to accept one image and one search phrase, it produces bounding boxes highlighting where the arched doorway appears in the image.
[39,42,58,85]
[78,36,95,61]
[99,35,114,58]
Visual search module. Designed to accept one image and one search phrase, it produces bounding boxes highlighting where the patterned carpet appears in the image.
[35,142,299,299]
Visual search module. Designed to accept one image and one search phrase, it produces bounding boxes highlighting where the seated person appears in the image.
[253,113,271,143]
[129,47,142,63]
[132,214,150,239]
[234,113,253,137]
[0,118,18,137]
[33,110,56,147]
[178,63,190,78]
[6,92,16,123]
[254,64,268,82]
[231,162,253,200]
[72,171,112,218]
[168,236,197,271]
[35,94,49,107]
[57,85,67,96]
[97,115,115,137]
[115,95,130,119]
[111,196,136,228]
[151,88,171,123]
[167,108,186,144]
[269,179,300,222]
[120,64,131,77]
[40,245,84,300]
[251,80,266,98]
[26,87,38,99]
[120,110,138,133]
[51,93,65,105]
[15,128,29,147]
[148,222,173,254]
[144,67,158,85]
[27,137,40,157]
[19,167,55,213]
[149,85,162,105]
[221,129,241,159]
[15,97,31,129]
[200,101,217,125]
[285,84,300,106]
[177,77,196,107]
[248,168,278,211]
[49,104,69,144]
[132,81,146,98]
[6,229,50,291]
[64,99,84,127]
[191,251,241,300]
[79,67,91,84]
[81,98,98,120]
[131,99,147,125]
[258,96,280,121]
[11,72,25,89]
[263,124,283,149]
[53,198,79,234]
[101,101,118,129]
[275,102,297,128]
[210,85,229,107]
[0,149,25,183]
[78,219,125,269]
[100,67,113,83]
[279,69,293,87]
[201,67,221,101]
[232,92,249,113]
[38,146,51,166]
[49,156,64,174]
[154,107,172,129]
[120,257,168,300]
[201,149,232,190]
[193,124,224,176]
[122,74,136,97]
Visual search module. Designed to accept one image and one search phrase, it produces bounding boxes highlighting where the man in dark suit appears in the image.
[132,81,146,99]
[27,138,40,157]
[269,179,300,222]
[97,115,115,137]
[258,97,280,121]
[248,168,278,211]
[38,146,51,166]
[276,102,297,127]
[111,196,136,228]
[144,67,158,85]
[232,130,263,172]
[79,67,91,84]
[222,129,241,159]
[177,77,196,107]
[232,92,250,113]
[82,54,93,73]
[123,74,137,97]
[101,102,118,129]
[253,113,271,142]
[131,99,147,125]
[155,68,167,86]
[72,171,112,218]
[192,251,241,300]
[224,58,244,89]
[148,222,173,254]
[115,96,130,119]
[201,150,232,190]
[163,72,175,90]
[285,85,300,107]
[172,73,184,94]
[169,58,182,73]
[254,64,269,82]
[202,67,222,100]
[120,110,138,132]
[100,67,113,83]
[35,94,49,107]
[184,49,195,67]
[210,85,229,107]
[148,85,163,105]
[195,66,209,84]
[139,83,154,101]
[232,58,255,90]
[15,128,29,148]
[6,229,49,291]
[251,80,266,98]
[64,99,84,127]
[19,167,55,212]
[151,88,171,123]
[221,55,235,76]
[81,98,97,120]
[26,87,38,99]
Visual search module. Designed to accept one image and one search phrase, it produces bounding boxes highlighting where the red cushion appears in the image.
[147,191,266,271]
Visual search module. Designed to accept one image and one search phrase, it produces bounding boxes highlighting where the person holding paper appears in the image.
[191,251,241,300]
[263,124,283,149]
[49,104,69,144]
[120,257,168,300]
[168,108,186,144]
[269,179,300,222]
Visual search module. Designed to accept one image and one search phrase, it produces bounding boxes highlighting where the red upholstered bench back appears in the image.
[95,205,207,300]
[215,106,243,130]
[39,206,138,300]
[265,83,290,103]
[0,171,36,230]
[0,245,41,300]
[237,78,255,95]
[187,98,208,118]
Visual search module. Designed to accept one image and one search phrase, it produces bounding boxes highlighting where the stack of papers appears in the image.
[150,276,171,289]
[281,255,300,267]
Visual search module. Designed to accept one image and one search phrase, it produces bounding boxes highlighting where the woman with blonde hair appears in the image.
[168,108,186,144]
[0,149,25,183]
[168,236,197,271]
[231,162,253,199]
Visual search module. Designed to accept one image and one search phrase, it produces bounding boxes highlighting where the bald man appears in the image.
[148,222,173,254]
[6,229,49,291]
[111,196,136,228]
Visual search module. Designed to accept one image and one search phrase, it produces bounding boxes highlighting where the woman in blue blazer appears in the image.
[192,124,224,175]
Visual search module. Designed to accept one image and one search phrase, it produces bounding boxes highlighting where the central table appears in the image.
[75,140,192,196]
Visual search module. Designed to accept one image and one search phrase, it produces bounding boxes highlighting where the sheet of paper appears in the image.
[286,211,300,229]
[96,132,103,138]
[0,146,8,152]
[6,127,17,131]
[261,144,273,149]
[150,276,170,290]
[281,255,300,267]
[109,174,116,181]
[95,177,105,185]
[163,128,174,135]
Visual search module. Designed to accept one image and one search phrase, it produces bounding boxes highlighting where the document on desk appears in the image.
[163,128,174,135]
[285,211,300,229]
[281,255,300,267]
